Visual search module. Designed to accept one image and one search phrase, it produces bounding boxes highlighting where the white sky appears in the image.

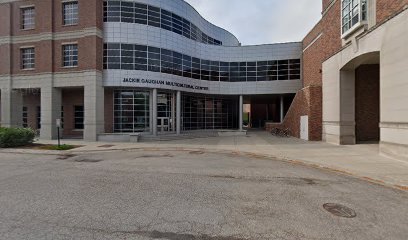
[184,0,322,45]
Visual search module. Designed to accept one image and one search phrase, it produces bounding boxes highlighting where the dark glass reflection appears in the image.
[104,43,302,82]
[103,0,223,46]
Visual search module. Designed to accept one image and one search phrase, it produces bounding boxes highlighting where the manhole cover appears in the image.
[323,203,356,218]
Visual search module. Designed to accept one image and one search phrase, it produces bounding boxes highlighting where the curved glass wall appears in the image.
[103,0,224,46]
[104,43,302,82]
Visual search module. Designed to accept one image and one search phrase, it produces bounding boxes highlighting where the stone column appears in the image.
[1,88,23,128]
[239,95,243,131]
[84,75,105,141]
[280,95,284,123]
[40,87,62,140]
[171,92,176,132]
[152,88,158,136]
[176,91,181,135]
[149,91,153,134]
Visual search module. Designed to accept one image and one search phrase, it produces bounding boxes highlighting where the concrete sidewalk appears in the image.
[5,131,408,190]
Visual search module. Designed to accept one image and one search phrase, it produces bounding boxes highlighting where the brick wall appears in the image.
[265,86,322,140]
[377,0,408,24]
[275,0,341,140]
[277,0,407,141]
[0,0,103,75]
[23,92,41,130]
[62,89,84,138]
[355,64,380,142]
[322,0,336,12]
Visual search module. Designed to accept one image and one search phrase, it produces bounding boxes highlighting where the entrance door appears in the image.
[157,117,170,132]
[157,92,175,133]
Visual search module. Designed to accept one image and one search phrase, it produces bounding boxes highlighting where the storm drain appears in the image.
[323,203,357,218]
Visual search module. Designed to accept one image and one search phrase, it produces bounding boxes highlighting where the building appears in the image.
[1,0,407,160]
[266,0,408,160]
[0,0,301,141]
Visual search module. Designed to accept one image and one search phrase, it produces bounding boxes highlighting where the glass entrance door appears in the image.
[157,92,175,133]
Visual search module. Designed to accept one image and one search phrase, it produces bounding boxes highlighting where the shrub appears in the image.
[0,127,36,148]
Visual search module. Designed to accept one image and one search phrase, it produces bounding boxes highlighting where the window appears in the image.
[36,106,41,129]
[63,1,78,25]
[342,0,367,35]
[22,107,28,128]
[61,106,64,129]
[74,106,84,129]
[103,43,301,82]
[21,7,35,29]
[114,90,150,133]
[21,47,35,69]
[62,44,78,67]
[103,0,223,46]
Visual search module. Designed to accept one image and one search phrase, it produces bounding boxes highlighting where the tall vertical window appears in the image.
[22,107,28,128]
[61,106,64,129]
[342,0,368,35]
[74,106,84,130]
[63,1,78,25]
[36,106,41,129]
[21,47,35,69]
[62,44,78,67]
[21,7,35,29]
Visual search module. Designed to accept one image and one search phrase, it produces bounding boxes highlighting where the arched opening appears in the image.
[340,52,380,144]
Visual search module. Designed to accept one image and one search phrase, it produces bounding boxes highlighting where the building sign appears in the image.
[123,78,209,91]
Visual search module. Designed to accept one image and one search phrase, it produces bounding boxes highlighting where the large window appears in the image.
[342,0,367,34]
[182,94,238,130]
[103,43,301,82]
[63,1,78,25]
[62,44,78,67]
[114,90,150,133]
[74,106,84,130]
[103,0,223,46]
[21,47,35,69]
[21,7,35,30]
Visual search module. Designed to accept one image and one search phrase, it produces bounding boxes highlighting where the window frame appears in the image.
[20,6,35,30]
[341,0,368,38]
[62,1,79,26]
[74,105,84,130]
[62,43,78,68]
[20,47,35,70]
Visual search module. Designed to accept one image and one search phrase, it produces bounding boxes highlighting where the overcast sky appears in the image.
[184,0,322,45]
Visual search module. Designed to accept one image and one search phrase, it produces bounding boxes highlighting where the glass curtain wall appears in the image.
[114,90,150,133]
[182,94,238,131]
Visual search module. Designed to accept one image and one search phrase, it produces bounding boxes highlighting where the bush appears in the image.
[0,127,36,148]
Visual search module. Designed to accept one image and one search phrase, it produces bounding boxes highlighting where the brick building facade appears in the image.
[267,0,408,147]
